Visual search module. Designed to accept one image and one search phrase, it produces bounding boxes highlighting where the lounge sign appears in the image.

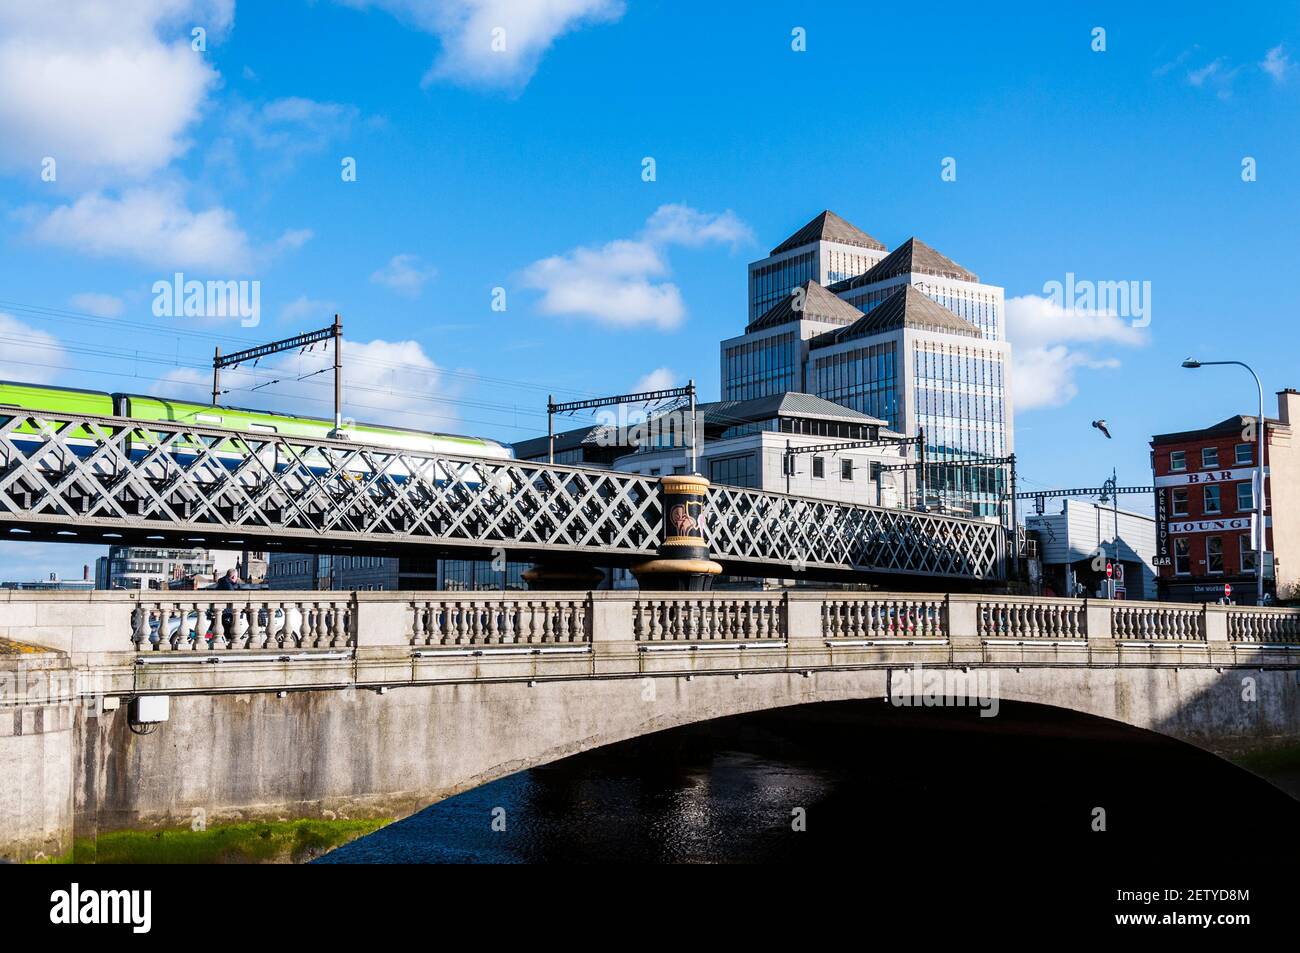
[1167,516,1253,534]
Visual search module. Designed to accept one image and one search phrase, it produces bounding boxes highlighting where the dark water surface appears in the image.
[317,700,1299,865]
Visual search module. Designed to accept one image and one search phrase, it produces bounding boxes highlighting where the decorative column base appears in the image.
[631,557,722,591]
[635,473,722,590]
[521,562,605,591]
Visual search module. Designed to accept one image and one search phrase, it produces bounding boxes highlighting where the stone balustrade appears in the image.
[1225,606,1300,644]
[411,595,589,646]
[2,590,1300,672]
[634,594,784,642]
[131,595,354,652]
[977,598,1087,640]
[824,596,945,639]
[1110,603,1204,641]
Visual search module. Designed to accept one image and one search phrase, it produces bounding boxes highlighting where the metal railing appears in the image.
[0,407,1004,581]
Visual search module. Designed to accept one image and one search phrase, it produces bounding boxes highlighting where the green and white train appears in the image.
[0,380,514,482]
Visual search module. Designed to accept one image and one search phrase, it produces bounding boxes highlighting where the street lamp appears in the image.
[1181,358,1267,606]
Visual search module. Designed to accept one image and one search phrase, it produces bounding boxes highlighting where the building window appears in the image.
[709,453,757,488]
[1171,488,1188,516]
[1202,446,1219,469]
[1169,450,1186,471]
[1236,482,1254,512]
[1174,538,1191,575]
[1240,536,1257,574]
[840,459,853,481]
[812,456,825,479]
[1203,485,1220,514]
[1235,443,1252,466]
[1206,536,1224,574]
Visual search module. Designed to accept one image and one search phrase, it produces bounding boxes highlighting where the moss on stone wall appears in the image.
[58,818,389,864]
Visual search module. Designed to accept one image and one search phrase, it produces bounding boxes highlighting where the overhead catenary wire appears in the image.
[0,296,600,401]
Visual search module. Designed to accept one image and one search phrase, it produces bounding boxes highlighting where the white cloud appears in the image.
[342,0,625,90]
[224,96,360,163]
[1006,294,1147,412]
[280,296,338,324]
[29,184,308,272]
[69,292,125,318]
[370,253,438,297]
[634,367,676,392]
[1183,56,1243,100]
[31,185,255,272]
[0,1,231,183]
[158,336,457,430]
[1187,59,1222,87]
[643,204,754,248]
[522,204,752,329]
[1261,44,1293,83]
[1012,345,1119,411]
[0,312,65,382]
[524,239,683,328]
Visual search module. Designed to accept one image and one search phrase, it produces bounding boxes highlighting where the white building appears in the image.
[746,210,889,322]
[1025,499,1158,600]
[724,211,1014,518]
[612,392,912,508]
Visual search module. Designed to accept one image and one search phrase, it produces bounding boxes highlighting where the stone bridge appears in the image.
[1,589,1297,861]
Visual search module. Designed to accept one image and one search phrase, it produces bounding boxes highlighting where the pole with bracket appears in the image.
[212,346,221,406]
[331,313,343,436]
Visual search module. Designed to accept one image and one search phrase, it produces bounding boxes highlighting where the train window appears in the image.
[196,413,222,424]
[248,423,277,433]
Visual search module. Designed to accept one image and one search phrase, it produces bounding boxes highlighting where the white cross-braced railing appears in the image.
[0,409,1005,580]
[702,483,1004,579]
[0,408,662,558]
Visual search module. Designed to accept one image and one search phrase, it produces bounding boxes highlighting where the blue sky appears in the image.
[1,1,1298,581]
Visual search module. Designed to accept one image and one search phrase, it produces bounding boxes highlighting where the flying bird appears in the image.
[1091,419,1112,439]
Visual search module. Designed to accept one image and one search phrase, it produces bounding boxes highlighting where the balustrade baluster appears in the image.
[244,600,260,649]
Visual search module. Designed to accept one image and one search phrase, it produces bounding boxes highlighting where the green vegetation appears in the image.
[1232,742,1300,774]
[66,818,389,865]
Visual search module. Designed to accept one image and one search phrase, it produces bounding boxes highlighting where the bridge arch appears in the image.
[91,662,1297,835]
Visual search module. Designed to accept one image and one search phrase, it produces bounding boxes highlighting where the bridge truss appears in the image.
[0,408,1004,582]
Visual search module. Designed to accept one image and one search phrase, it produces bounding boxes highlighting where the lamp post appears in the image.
[1181,359,1267,606]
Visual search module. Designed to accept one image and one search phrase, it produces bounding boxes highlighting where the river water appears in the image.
[317,700,1298,864]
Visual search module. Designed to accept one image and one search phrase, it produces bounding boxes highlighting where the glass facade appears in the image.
[440,560,528,591]
[722,331,798,401]
[709,453,758,488]
[841,279,1002,341]
[914,340,1009,516]
[809,341,899,430]
[749,251,815,320]
[824,247,879,285]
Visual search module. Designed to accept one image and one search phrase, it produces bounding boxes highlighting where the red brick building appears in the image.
[1150,389,1299,604]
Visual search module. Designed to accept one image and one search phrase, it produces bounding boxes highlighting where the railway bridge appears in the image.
[0,406,1004,585]
[1,588,1297,860]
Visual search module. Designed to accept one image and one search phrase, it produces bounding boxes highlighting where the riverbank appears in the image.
[31,818,390,864]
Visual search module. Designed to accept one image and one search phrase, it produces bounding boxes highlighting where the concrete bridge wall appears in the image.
[2,589,1298,860]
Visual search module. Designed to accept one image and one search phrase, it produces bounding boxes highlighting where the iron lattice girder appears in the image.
[0,410,1003,579]
[702,485,1002,579]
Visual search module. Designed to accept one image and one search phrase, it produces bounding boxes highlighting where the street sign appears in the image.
[1224,583,1232,597]
[1106,563,1113,578]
